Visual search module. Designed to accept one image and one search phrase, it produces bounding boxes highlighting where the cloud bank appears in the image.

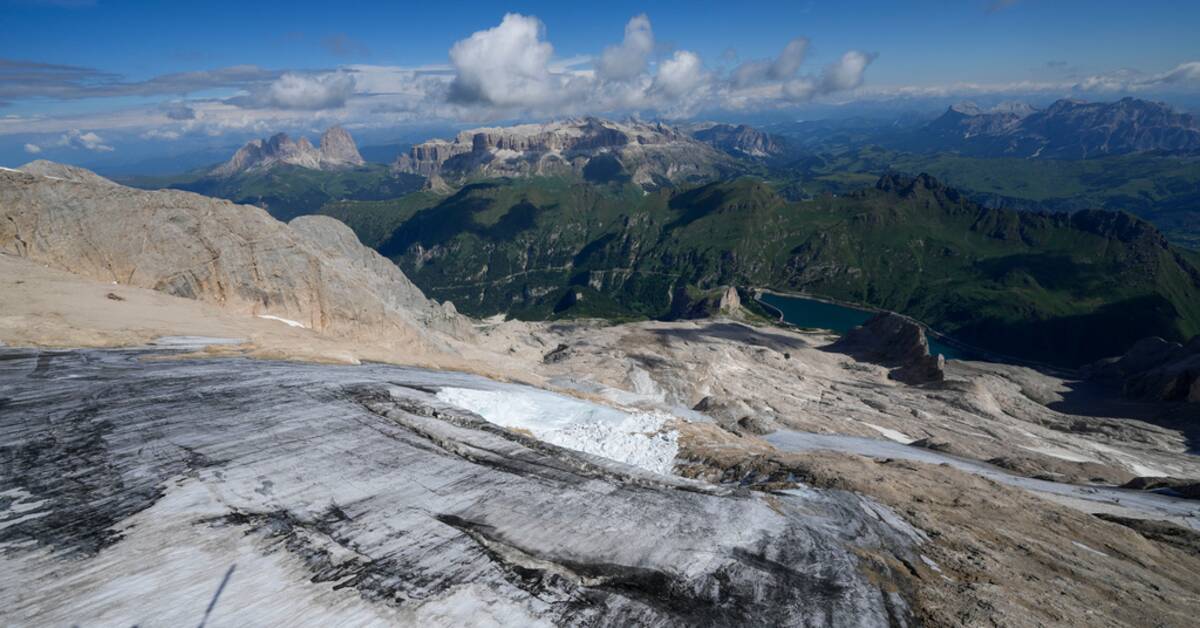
[4,11,1199,150]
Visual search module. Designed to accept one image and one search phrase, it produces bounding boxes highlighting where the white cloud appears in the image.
[732,38,809,87]
[654,51,707,97]
[447,13,557,107]
[140,128,181,140]
[55,129,113,151]
[820,50,876,92]
[240,72,356,110]
[0,13,889,136]
[597,14,654,82]
[1152,61,1200,85]
[160,100,195,120]
[23,143,42,154]
[1075,61,1200,92]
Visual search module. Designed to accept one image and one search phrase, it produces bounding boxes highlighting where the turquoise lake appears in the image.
[758,292,968,361]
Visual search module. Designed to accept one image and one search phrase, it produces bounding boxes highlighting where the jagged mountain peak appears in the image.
[392,117,738,189]
[212,126,365,177]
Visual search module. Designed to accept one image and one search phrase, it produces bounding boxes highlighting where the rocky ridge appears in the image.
[921,97,1200,158]
[687,122,795,160]
[393,117,741,188]
[212,126,365,177]
[1087,335,1200,401]
[827,312,945,385]
[0,163,470,349]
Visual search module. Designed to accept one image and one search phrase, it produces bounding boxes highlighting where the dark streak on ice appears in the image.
[0,347,924,626]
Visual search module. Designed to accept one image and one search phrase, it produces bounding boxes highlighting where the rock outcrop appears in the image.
[1086,335,1200,402]
[393,117,739,188]
[828,312,945,384]
[0,163,470,347]
[687,123,794,160]
[212,126,365,177]
[921,97,1200,158]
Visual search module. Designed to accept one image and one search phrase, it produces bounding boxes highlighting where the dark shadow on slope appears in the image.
[950,294,1183,368]
[1048,379,1200,455]
[378,182,544,257]
[650,322,811,351]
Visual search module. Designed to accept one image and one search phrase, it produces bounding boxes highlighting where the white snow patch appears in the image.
[1072,541,1109,558]
[152,336,245,348]
[436,387,679,475]
[1088,442,1169,477]
[257,314,307,328]
[1018,445,1097,463]
[0,166,21,173]
[920,555,942,573]
[862,422,914,444]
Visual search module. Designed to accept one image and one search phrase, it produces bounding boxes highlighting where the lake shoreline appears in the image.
[752,287,1078,376]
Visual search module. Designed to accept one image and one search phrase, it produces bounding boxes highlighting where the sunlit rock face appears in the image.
[393,117,740,188]
[212,126,365,176]
[0,347,922,627]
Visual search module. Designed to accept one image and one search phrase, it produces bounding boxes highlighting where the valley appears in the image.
[4,93,1200,626]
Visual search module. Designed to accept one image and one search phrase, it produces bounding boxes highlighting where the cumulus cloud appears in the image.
[820,51,876,92]
[1,13,888,136]
[239,71,356,110]
[23,143,41,154]
[653,51,707,97]
[55,129,113,151]
[447,13,557,107]
[597,14,654,82]
[731,38,808,87]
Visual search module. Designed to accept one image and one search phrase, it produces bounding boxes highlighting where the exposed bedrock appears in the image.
[827,313,945,385]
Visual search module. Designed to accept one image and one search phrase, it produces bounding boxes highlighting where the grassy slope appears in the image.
[352,174,1199,367]
[790,147,1200,247]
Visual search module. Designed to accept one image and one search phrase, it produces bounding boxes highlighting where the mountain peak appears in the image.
[212,127,365,177]
[392,117,737,188]
[923,97,1200,158]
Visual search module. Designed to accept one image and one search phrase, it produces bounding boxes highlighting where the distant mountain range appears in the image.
[391,117,796,189]
[393,118,736,188]
[212,126,365,177]
[916,97,1200,158]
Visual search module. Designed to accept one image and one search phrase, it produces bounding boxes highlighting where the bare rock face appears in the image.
[688,123,792,160]
[0,164,471,346]
[318,126,365,166]
[1086,336,1200,402]
[392,117,737,188]
[828,312,945,385]
[718,286,742,314]
[922,97,1200,158]
[212,126,365,176]
[15,160,118,186]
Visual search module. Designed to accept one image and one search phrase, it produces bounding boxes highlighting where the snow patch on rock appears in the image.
[258,314,307,328]
[436,387,679,475]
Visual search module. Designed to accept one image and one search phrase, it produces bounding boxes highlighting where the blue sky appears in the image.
[3,0,1199,166]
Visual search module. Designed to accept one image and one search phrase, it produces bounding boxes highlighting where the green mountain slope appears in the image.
[356,174,1200,367]
[775,147,1200,247]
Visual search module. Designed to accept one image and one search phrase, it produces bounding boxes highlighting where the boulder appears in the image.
[828,312,945,385]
